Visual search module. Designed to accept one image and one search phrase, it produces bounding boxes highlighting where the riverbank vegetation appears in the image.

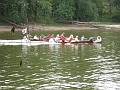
[0,0,120,25]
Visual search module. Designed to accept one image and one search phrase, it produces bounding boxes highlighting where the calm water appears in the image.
[0,30,120,90]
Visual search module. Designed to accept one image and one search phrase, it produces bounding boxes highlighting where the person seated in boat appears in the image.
[89,37,93,42]
[23,36,27,40]
[49,38,55,43]
[56,34,60,38]
[81,35,85,41]
[55,34,60,43]
[75,36,79,42]
[67,34,74,42]
[49,34,55,43]
[46,34,51,41]
[61,32,65,37]
[39,34,45,41]
[33,35,39,41]
[81,35,87,41]
[51,34,55,38]
[60,32,66,42]
[27,33,33,40]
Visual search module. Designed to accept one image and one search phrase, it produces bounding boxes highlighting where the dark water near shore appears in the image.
[0,30,120,90]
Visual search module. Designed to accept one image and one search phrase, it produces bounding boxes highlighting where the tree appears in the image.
[26,0,52,22]
[91,0,103,16]
[112,0,120,21]
[0,0,120,24]
[0,0,52,23]
[113,0,120,8]
[74,0,98,21]
[52,0,75,20]
[0,0,5,16]
[55,1,75,20]
[1,0,28,23]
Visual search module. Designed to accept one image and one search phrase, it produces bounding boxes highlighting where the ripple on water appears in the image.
[36,82,94,90]
[8,73,23,77]
[0,86,15,90]
[85,55,103,61]
[16,86,31,90]
[0,75,4,78]
[16,55,22,58]
[95,81,120,90]
[5,55,10,59]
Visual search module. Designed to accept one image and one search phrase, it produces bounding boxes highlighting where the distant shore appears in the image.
[0,23,120,32]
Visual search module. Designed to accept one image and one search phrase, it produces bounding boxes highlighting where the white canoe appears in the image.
[0,36,102,46]
[0,39,59,46]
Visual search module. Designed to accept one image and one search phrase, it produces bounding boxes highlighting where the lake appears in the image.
[0,29,120,90]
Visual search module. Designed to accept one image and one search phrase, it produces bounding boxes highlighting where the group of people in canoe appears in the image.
[23,32,100,43]
[11,26,101,43]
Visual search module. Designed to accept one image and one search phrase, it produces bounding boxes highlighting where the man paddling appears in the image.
[60,32,66,42]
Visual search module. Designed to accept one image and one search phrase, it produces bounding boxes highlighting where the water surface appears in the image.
[0,30,120,90]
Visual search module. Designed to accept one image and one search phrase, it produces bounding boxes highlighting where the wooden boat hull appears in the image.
[70,40,93,44]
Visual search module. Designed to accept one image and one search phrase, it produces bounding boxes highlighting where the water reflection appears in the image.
[1,30,120,90]
[20,43,102,67]
[93,43,102,51]
[21,45,38,67]
[22,45,29,56]
[49,44,60,52]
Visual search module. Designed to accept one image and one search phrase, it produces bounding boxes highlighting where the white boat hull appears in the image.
[0,37,102,46]
[0,39,59,46]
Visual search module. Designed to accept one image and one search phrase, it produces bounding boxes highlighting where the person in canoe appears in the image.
[81,35,85,41]
[27,33,33,40]
[81,35,88,41]
[67,34,74,42]
[46,34,51,41]
[33,35,39,41]
[75,36,79,42]
[89,37,94,42]
[39,34,46,41]
[60,32,66,42]
[49,34,56,43]
[55,34,60,43]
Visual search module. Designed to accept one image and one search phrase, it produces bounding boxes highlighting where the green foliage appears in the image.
[3,0,28,22]
[75,0,98,21]
[27,0,52,21]
[0,0,120,24]
[113,0,120,8]
[54,1,75,20]
[91,0,103,16]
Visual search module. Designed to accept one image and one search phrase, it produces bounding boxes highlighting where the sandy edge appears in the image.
[0,24,120,32]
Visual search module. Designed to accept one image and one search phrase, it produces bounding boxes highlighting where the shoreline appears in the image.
[0,23,120,32]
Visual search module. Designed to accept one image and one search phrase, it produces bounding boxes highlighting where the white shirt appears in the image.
[75,37,79,41]
[81,36,84,41]
[34,35,38,40]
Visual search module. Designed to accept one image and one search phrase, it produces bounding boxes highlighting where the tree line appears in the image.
[0,0,120,24]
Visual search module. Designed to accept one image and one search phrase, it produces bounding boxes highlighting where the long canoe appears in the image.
[0,36,102,46]
[0,40,58,46]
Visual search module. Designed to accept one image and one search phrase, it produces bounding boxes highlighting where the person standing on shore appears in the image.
[11,26,15,33]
